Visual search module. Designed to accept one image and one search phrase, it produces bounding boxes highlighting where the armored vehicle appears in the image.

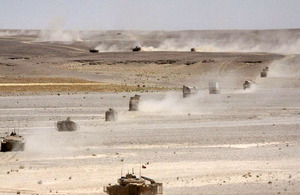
[209,82,220,94]
[104,173,163,195]
[183,85,197,98]
[57,117,77,131]
[190,48,196,52]
[202,59,215,63]
[105,108,118,121]
[243,80,255,90]
[89,49,99,53]
[1,131,25,152]
[260,66,269,77]
[132,46,141,52]
[129,95,140,111]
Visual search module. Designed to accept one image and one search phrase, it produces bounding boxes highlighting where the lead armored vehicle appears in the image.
[129,95,140,111]
[90,49,99,53]
[105,108,118,121]
[57,117,77,131]
[132,46,141,52]
[243,80,255,90]
[1,131,25,152]
[190,48,196,52]
[182,85,197,98]
[104,173,163,195]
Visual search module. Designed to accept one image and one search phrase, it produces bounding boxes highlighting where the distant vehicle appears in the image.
[1,131,25,152]
[105,108,118,121]
[129,95,140,111]
[190,48,196,52]
[260,66,269,77]
[209,82,220,94]
[202,59,215,63]
[103,173,163,195]
[183,85,197,98]
[57,117,77,131]
[132,46,141,52]
[89,49,99,53]
[243,80,255,90]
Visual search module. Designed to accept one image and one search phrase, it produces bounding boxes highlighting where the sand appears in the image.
[0,30,299,194]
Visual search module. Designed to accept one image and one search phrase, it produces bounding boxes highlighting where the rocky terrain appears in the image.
[0,29,299,194]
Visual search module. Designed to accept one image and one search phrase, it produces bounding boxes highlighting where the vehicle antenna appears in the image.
[121,159,124,177]
[139,157,141,178]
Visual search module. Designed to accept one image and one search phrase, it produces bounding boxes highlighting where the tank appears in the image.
[260,66,269,77]
[243,80,255,90]
[132,46,141,52]
[209,82,220,94]
[1,132,25,152]
[129,95,140,111]
[105,108,118,121]
[90,49,99,53]
[182,85,197,98]
[104,173,163,195]
[190,48,196,52]
[57,117,77,131]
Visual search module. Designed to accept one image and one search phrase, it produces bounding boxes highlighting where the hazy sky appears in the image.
[1,0,300,30]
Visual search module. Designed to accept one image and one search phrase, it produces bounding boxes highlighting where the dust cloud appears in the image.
[102,30,300,54]
[0,30,38,37]
[95,44,120,52]
[25,129,68,155]
[139,91,211,114]
[36,17,82,43]
[269,55,300,77]
[139,93,185,113]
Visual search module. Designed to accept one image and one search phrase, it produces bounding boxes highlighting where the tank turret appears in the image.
[57,117,77,131]
[129,95,140,111]
[182,85,197,98]
[104,173,163,195]
[105,108,118,121]
[1,131,25,152]
[118,173,145,186]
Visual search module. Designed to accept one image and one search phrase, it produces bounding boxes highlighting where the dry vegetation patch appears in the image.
[0,77,166,93]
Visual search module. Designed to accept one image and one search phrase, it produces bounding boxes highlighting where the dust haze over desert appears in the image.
[0,1,300,195]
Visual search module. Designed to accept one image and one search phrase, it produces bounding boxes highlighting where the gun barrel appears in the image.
[141,176,155,184]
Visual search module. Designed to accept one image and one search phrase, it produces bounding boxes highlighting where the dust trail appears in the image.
[95,44,120,52]
[138,91,212,114]
[269,55,300,77]
[108,30,300,54]
[0,30,38,37]
[25,125,76,156]
[36,17,82,43]
[94,32,141,52]
[139,93,184,113]
[234,85,259,94]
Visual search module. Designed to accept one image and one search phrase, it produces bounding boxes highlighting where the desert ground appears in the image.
[0,29,299,194]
